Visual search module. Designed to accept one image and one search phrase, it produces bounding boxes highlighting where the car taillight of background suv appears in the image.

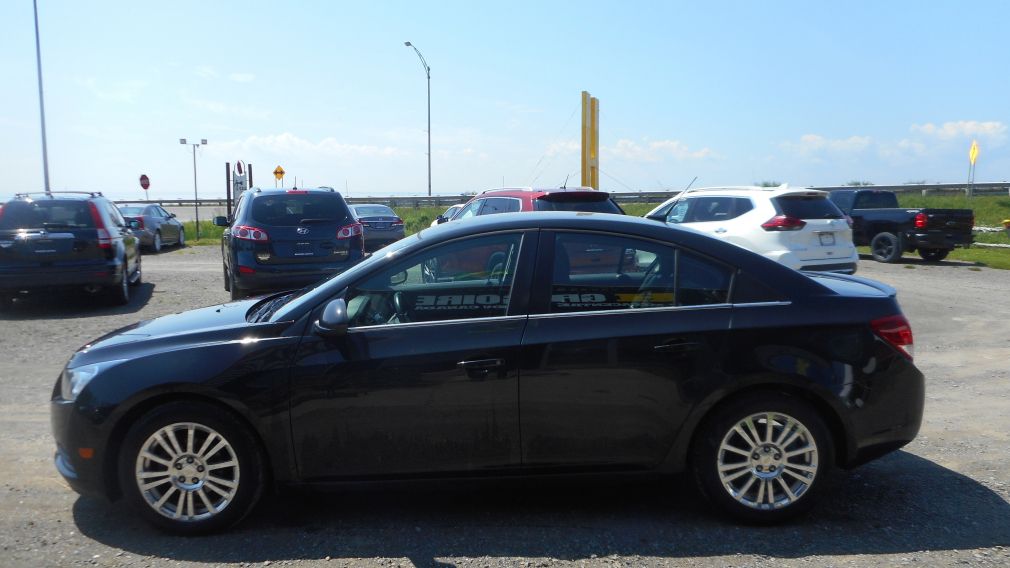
[214,187,364,300]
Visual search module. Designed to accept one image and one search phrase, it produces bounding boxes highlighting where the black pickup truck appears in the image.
[828,189,974,263]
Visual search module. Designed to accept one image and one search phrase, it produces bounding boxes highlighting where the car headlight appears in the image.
[60,359,127,401]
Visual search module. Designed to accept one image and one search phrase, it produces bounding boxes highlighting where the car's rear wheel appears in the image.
[0,294,13,312]
[118,401,265,535]
[152,231,162,253]
[106,262,130,305]
[129,255,142,287]
[223,265,231,291]
[691,394,833,523]
[918,248,949,262]
[870,232,903,263]
[229,269,245,301]
[177,229,186,248]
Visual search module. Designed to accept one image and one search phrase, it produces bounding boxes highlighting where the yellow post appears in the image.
[581,91,600,189]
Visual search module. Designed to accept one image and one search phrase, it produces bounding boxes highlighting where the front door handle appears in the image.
[653,342,703,354]
[457,358,504,369]
[714,228,727,234]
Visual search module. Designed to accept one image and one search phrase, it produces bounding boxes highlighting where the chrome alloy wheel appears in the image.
[716,412,818,510]
[134,422,240,522]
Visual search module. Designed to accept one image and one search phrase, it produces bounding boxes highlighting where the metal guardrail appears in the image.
[113,182,1010,209]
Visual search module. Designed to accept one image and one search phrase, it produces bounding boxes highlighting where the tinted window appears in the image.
[685,196,752,222]
[677,251,732,306]
[0,200,94,230]
[479,197,521,215]
[250,194,351,226]
[851,191,899,209]
[828,191,855,212]
[773,195,844,219]
[346,233,522,325]
[119,206,145,215]
[533,194,623,214]
[106,202,127,227]
[353,205,395,217]
[731,271,784,304]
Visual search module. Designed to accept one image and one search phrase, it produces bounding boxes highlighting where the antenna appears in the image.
[562,172,571,189]
[683,176,698,191]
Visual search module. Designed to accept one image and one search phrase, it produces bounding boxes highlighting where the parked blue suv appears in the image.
[214,188,365,300]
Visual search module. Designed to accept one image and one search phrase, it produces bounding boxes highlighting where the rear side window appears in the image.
[250,194,352,226]
[534,193,623,214]
[479,197,521,215]
[685,197,754,222]
[0,200,95,230]
[852,191,899,209]
[773,196,844,220]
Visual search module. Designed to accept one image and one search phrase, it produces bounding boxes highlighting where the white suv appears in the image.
[645,185,858,274]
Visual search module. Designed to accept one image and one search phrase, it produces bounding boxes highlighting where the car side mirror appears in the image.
[129,219,141,230]
[436,215,448,224]
[645,213,666,222]
[314,298,349,337]
[169,213,177,218]
[213,216,229,227]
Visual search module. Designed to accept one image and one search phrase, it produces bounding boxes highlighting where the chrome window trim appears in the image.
[348,314,528,333]
[529,303,732,320]
[730,300,792,308]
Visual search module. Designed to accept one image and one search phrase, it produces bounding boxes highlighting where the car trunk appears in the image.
[248,192,358,265]
[358,216,401,231]
[0,201,108,269]
[772,194,853,261]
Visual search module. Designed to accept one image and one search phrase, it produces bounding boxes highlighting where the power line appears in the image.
[599,168,637,192]
[528,103,580,186]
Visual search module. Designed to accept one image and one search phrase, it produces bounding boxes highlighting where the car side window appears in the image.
[479,197,520,215]
[548,232,732,313]
[666,201,689,223]
[345,233,523,327]
[686,197,736,222]
[455,199,483,220]
[105,202,127,227]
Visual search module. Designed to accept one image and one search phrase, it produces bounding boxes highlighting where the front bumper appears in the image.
[50,397,112,500]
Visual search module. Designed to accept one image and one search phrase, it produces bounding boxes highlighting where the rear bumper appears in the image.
[0,264,120,293]
[764,248,859,274]
[903,231,973,250]
[231,254,363,294]
[362,230,405,251]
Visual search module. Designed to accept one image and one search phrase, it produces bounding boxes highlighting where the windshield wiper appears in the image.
[297,218,333,224]
[251,291,304,322]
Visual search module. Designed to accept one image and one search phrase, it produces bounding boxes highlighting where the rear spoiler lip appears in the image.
[801,271,897,297]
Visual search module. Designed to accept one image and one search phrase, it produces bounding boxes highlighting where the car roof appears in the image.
[245,187,341,196]
[10,191,105,201]
[476,186,609,197]
[679,185,827,198]
[350,203,393,208]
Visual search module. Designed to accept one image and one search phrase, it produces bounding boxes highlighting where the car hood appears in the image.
[68,299,274,368]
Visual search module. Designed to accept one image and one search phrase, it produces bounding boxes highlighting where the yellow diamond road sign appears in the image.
[273,165,285,180]
[969,140,979,166]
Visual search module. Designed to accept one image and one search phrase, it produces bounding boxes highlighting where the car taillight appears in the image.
[232,225,269,241]
[871,314,914,360]
[0,204,5,221]
[969,214,975,228]
[337,222,363,239]
[87,202,113,249]
[286,190,308,194]
[914,212,927,229]
[844,214,853,228]
[761,215,806,231]
[133,217,145,230]
[392,218,404,226]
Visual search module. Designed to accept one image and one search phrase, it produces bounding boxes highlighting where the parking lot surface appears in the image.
[1,246,1008,567]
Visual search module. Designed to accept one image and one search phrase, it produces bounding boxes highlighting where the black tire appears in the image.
[918,248,950,262]
[152,231,162,253]
[129,254,142,287]
[106,263,130,306]
[177,229,186,248]
[869,232,903,263]
[117,401,265,535]
[691,393,834,524]
[0,294,13,312]
[223,265,231,292]
[229,269,245,301]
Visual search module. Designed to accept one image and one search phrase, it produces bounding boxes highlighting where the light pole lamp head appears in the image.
[200,139,208,145]
[404,41,411,46]
[179,138,187,145]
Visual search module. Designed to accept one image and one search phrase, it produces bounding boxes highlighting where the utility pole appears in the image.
[32,0,51,195]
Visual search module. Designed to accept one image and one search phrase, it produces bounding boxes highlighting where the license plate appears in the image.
[294,242,314,256]
[373,222,389,230]
[818,233,835,246]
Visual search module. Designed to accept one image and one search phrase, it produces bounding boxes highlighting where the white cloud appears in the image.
[605,138,713,162]
[228,73,255,83]
[195,66,218,79]
[780,134,872,162]
[878,138,927,160]
[182,95,270,121]
[215,133,406,159]
[911,120,1007,141]
[545,139,580,157]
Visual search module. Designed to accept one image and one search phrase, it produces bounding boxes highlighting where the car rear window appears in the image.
[251,194,352,226]
[0,200,95,230]
[353,205,395,217]
[119,206,145,215]
[852,191,899,209]
[533,192,624,214]
[772,195,844,220]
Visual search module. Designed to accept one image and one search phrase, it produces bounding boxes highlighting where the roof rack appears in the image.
[673,184,794,200]
[13,191,104,198]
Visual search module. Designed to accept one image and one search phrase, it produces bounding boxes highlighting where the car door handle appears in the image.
[457,358,504,369]
[714,228,727,234]
[654,342,703,354]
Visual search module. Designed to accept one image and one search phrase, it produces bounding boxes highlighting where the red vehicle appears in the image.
[427,187,631,281]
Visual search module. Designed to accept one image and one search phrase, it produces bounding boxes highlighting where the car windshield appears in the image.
[266,233,420,322]
[0,200,95,230]
[119,207,145,215]
[353,205,395,217]
[251,194,352,226]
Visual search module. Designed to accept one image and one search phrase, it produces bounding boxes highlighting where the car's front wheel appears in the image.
[691,393,833,523]
[177,229,186,248]
[118,401,265,535]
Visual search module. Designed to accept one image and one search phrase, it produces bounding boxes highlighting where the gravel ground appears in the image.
[1,246,1008,568]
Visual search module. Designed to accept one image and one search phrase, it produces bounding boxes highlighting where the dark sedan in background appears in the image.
[118,204,186,252]
[51,212,923,534]
[350,203,405,252]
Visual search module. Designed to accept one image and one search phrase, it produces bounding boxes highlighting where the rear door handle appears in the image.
[457,358,504,369]
[714,228,727,234]
[653,342,703,354]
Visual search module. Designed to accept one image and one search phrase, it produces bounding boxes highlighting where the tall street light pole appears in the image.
[180,138,207,239]
[32,0,51,195]
[404,41,431,197]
